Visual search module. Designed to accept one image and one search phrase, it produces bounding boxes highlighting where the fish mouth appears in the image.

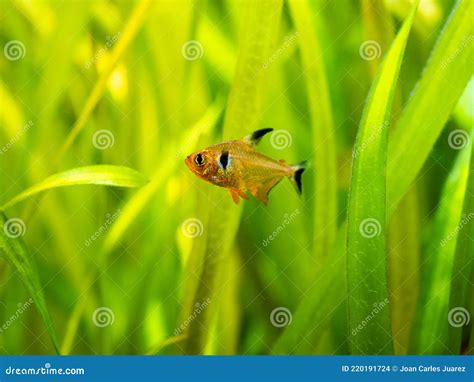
[184,154,192,167]
[184,154,198,174]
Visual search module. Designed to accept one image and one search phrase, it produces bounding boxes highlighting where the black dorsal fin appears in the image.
[244,128,274,146]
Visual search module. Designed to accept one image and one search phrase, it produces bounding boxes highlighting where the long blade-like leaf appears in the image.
[0,212,60,353]
[272,223,347,354]
[1,165,148,210]
[411,140,471,354]
[56,0,152,162]
[388,187,421,354]
[272,0,472,354]
[182,0,283,354]
[387,0,474,214]
[447,130,474,353]
[346,1,418,355]
[288,0,337,263]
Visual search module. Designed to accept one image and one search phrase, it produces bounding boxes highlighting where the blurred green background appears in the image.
[0,0,472,355]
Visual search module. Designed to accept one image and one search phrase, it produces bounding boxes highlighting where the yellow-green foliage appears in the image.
[0,0,472,355]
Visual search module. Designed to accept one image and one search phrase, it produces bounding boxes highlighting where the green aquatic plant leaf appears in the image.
[272,223,347,354]
[387,0,474,214]
[346,1,417,355]
[388,188,421,354]
[1,165,148,210]
[447,130,474,354]
[272,0,471,355]
[1,0,472,357]
[182,0,284,354]
[288,0,338,264]
[56,0,153,161]
[0,212,60,353]
[411,140,471,354]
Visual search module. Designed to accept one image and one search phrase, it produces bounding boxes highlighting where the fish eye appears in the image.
[194,153,205,166]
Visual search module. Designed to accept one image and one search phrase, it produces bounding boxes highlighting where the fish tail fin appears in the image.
[289,161,307,195]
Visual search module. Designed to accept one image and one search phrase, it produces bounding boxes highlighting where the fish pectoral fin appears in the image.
[229,189,240,204]
[236,189,249,200]
[229,188,248,204]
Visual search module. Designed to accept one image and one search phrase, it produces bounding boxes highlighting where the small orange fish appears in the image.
[185,128,306,205]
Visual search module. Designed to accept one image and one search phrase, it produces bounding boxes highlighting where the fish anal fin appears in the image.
[252,177,282,205]
[255,191,269,206]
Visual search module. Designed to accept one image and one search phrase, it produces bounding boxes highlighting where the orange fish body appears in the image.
[185,128,306,205]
